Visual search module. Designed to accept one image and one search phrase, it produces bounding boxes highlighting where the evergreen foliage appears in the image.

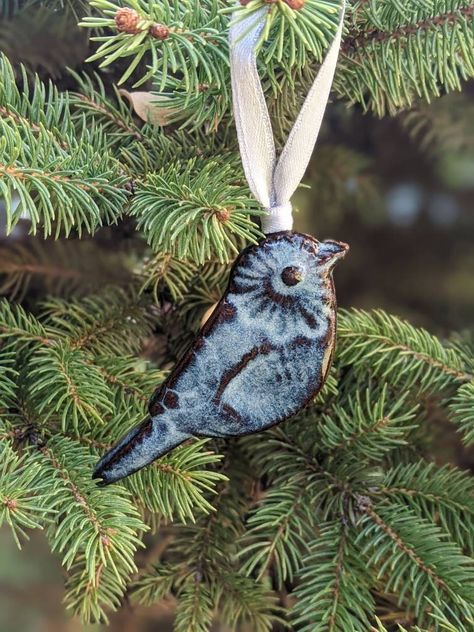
[0,0,473,630]
[339,0,474,116]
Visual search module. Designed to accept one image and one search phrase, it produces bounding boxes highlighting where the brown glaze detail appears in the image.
[300,235,319,256]
[299,306,318,329]
[221,403,243,423]
[227,279,255,294]
[193,336,205,352]
[164,348,195,391]
[263,277,296,308]
[232,281,259,295]
[214,301,237,326]
[213,342,275,406]
[234,316,336,437]
[227,253,252,294]
[163,391,179,409]
[201,301,236,337]
[104,416,154,468]
[149,400,165,416]
[299,273,335,331]
[132,416,154,440]
[292,335,312,348]
[149,305,235,407]
[319,277,337,384]
[320,321,335,378]
[228,232,317,295]
[281,265,303,286]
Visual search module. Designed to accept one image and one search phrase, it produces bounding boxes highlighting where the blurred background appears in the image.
[0,2,473,630]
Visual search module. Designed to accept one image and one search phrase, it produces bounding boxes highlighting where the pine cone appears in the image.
[215,208,231,223]
[149,23,170,40]
[284,0,305,9]
[114,7,141,34]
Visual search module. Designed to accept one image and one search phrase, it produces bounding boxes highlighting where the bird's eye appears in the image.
[281,266,304,286]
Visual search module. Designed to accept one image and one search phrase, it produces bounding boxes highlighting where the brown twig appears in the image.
[343,4,474,54]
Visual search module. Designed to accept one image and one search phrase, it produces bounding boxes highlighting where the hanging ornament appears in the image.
[94,2,347,486]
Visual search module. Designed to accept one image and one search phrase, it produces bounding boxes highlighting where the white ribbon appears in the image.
[229,3,345,234]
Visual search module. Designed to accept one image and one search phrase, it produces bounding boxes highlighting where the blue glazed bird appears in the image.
[93,231,348,485]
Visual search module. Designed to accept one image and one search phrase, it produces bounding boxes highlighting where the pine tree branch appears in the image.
[364,505,449,592]
[255,425,352,494]
[318,385,417,460]
[379,460,474,553]
[291,520,374,632]
[74,93,144,140]
[343,4,474,53]
[1,2,473,627]
[28,343,114,432]
[229,0,342,65]
[337,0,474,116]
[449,381,474,445]
[214,572,279,632]
[327,528,347,631]
[31,436,146,623]
[108,438,227,523]
[0,125,129,237]
[130,158,263,264]
[0,351,17,409]
[0,239,133,301]
[338,310,473,391]
[0,298,54,347]
[131,562,178,607]
[0,104,42,137]
[0,55,130,236]
[0,164,108,193]
[140,252,198,302]
[357,502,474,623]
[174,579,214,632]
[132,450,278,631]
[39,444,108,536]
[93,362,149,404]
[82,0,230,91]
[0,53,73,147]
[239,482,310,585]
[0,441,50,548]
[41,289,153,356]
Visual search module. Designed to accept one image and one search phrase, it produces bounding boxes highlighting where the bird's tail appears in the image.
[92,416,190,486]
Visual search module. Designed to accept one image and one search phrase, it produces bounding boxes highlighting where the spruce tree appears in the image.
[0,1,474,630]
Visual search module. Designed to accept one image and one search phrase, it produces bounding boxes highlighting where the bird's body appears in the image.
[93,231,348,485]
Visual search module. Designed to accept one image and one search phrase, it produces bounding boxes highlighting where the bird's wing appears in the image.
[213,343,310,430]
[147,299,240,417]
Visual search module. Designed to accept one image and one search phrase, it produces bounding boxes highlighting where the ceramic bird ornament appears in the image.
[93,232,348,485]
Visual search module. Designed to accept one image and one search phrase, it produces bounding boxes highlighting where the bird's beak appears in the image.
[318,240,349,270]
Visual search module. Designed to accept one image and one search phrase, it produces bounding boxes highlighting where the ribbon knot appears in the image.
[229,2,345,235]
[264,202,294,233]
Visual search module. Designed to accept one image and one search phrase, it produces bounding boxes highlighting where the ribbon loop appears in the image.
[229,2,345,234]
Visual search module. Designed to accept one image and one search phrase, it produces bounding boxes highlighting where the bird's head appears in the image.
[315,238,349,273]
[227,232,348,335]
[230,231,348,295]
